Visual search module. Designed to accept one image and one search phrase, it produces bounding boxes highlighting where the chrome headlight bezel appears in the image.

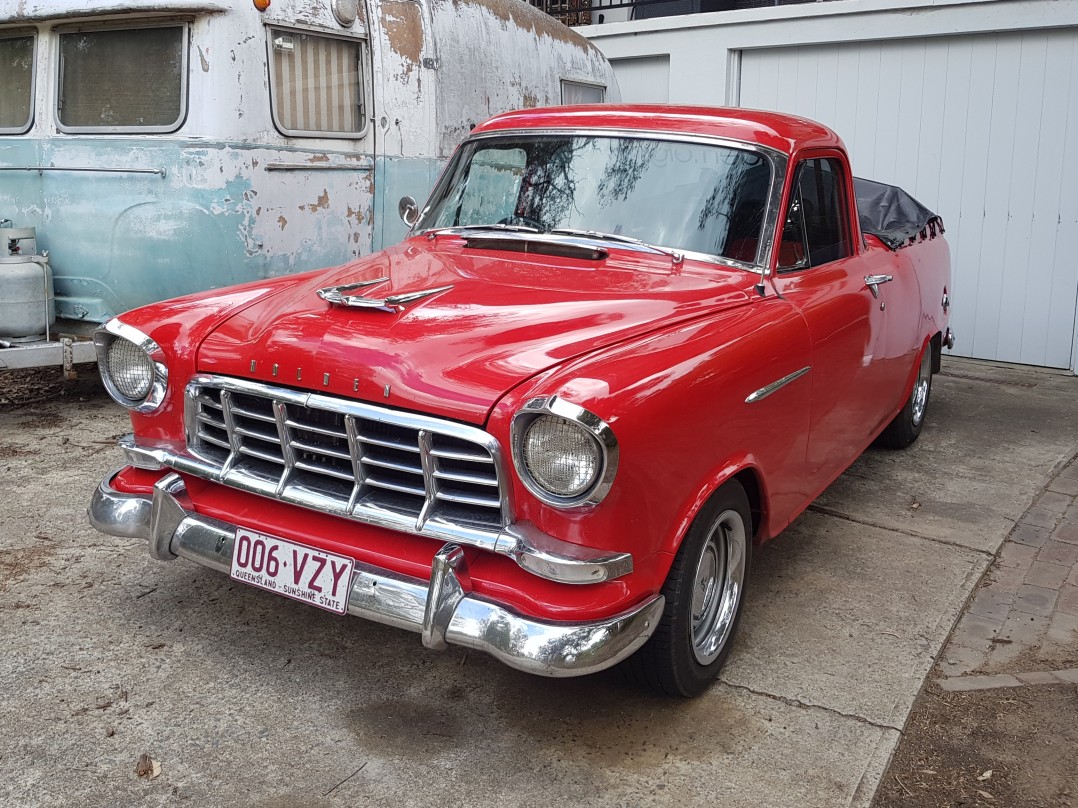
[93,319,169,413]
[510,396,619,509]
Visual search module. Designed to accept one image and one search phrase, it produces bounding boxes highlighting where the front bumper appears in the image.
[89,469,664,677]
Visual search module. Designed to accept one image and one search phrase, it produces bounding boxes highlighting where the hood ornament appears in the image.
[317,278,454,312]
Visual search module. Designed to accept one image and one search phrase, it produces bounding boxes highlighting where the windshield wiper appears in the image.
[428,223,542,236]
[547,228,684,264]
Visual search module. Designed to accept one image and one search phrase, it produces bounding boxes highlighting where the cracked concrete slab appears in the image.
[3,357,1078,807]
[2,551,904,808]
[814,359,1078,554]
[722,511,990,729]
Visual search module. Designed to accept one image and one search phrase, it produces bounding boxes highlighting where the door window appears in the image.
[778,158,850,269]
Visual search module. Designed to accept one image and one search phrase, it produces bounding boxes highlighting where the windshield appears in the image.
[417,134,773,264]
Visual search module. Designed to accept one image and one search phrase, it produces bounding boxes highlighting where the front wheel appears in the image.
[624,480,752,697]
[877,343,933,449]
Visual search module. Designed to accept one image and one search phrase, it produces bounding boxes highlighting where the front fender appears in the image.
[487,295,813,596]
[109,269,333,443]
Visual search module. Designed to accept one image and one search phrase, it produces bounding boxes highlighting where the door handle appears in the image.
[864,274,893,299]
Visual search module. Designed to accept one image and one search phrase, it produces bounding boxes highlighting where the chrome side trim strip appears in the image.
[0,166,167,177]
[88,471,662,678]
[745,366,811,404]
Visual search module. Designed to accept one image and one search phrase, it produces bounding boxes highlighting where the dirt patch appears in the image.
[0,364,106,412]
[0,543,58,593]
[874,684,1078,808]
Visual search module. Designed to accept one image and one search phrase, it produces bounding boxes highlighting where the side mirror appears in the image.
[398,196,419,228]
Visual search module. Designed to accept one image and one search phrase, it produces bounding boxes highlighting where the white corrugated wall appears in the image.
[584,0,1078,371]
[739,30,1078,369]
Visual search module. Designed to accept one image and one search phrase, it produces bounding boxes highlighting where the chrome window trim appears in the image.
[0,30,37,135]
[54,21,190,135]
[415,127,788,275]
[265,24,371,140]
[510,396,619,509]
[93,318,169,413]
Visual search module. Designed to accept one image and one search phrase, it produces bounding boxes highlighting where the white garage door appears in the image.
[739,29,1078,370]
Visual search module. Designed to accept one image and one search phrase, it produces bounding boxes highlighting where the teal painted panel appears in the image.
[1,137,376,320]
[373,155,445,251]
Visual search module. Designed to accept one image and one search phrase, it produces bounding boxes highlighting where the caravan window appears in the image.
[57,25,187,132]
[0,34,35,134]
[269,29,367,137]
[561,81,605,105]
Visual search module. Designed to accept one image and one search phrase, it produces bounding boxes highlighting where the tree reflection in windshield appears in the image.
[597,139,660,203]
[421,135,772,263]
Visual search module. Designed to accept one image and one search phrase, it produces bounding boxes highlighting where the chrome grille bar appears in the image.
[183,375,510,547]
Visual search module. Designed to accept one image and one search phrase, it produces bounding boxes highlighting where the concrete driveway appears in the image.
[2,357,1077,808]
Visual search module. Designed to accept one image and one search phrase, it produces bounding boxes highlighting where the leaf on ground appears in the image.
[978,770,993,781]
[976,789,995,800]
[135,753,161,780]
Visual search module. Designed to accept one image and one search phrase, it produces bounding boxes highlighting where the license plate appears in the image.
[230,528,355,615]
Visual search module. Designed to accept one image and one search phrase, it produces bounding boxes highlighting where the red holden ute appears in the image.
[89,105,953,696]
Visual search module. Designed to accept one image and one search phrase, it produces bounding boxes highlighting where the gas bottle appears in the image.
[0,227,56,342]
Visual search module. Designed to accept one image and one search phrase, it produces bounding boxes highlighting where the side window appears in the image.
[561,80,605,105]
[777,158,850,270]
[269,29,366,137]
[433,147,526,228]
[0,33,35,134]
[58,25,187,132]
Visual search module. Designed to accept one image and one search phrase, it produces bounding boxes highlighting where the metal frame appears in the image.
[93,319,169,413]
[0,29,37,135]
[54,20,191,135]
[265,23,371,140]
[510,396,620,509]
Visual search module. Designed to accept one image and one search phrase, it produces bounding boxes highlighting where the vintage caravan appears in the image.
[0,0,616,369]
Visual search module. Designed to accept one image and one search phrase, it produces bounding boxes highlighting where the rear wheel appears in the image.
[624,480,752,697]
[877,343,933,449]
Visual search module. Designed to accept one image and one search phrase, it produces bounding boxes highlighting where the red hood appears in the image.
[197,237,756,424]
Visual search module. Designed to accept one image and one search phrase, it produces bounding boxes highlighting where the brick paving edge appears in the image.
[936,668,1078,692]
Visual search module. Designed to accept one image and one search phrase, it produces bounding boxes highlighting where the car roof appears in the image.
[471,104,844,155]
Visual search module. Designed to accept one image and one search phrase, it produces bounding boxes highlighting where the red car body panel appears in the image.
[99,105,951,627]
[195,242,755,425]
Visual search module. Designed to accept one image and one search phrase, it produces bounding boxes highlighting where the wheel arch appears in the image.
[662,458,769,559]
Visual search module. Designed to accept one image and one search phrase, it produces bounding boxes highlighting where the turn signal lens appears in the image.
[253,0,271,10]
[521,415,601,498]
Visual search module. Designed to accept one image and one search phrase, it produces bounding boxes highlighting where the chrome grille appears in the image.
[184,376,509,544]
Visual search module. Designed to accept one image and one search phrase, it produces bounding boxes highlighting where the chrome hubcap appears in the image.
[911,350,931,427]
[690,508,747,666]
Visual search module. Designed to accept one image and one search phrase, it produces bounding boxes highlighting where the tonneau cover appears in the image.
[854,177,944,250]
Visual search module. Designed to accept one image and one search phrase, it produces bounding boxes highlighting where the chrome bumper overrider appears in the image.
[89,470,664,677]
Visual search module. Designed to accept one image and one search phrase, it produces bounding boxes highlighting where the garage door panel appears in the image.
[740,29,1078,369]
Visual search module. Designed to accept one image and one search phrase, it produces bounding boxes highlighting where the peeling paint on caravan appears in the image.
[0,0,616,329]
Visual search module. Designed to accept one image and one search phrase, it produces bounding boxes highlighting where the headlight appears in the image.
[93,319,169,413]
[521,416,601,497]
[511,397,618,507]
[106,337,155,400]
